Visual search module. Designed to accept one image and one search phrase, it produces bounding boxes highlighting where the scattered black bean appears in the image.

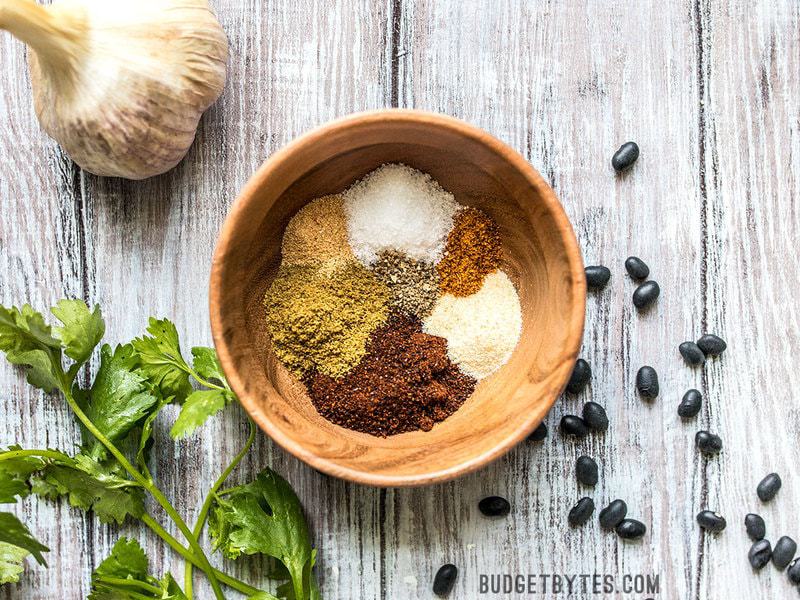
[678,389,703,418]
[636,366,659,399]
[788,558,800,584]
[749,539,772,570]
[560,415,590,438]
[696,510,727,533]
[697,333,727,356]
[599,499,628,530]
[576,455,599,486]
[632,280,660,309]
[625,256,650,280]
[585,266,612,290]
[566,358,592,394]
[745,514,766,541]
[568,497,595,527]
[582,401,609,431]
[433,564,458,596]
[612,141,639,172]
[773,536,797,570]
[679,341,706,366]
[478,496,510,518]
[528,421,548,442]
[757,473,782,502]
[615,519,647,540]
[695,431,723,455]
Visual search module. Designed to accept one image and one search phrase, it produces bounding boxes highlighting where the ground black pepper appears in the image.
[306,313,476,436]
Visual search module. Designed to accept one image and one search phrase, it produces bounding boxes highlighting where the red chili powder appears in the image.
[306,313,476,436]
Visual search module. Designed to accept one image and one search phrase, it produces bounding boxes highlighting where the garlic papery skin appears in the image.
[0,0,228,179]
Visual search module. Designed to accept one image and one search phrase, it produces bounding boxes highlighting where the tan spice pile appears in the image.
[436,207,502,296]
[371,250,440,319]
[281,194,353,266]
[264,261,389,378]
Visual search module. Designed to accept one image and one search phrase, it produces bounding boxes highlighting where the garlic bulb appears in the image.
[0,0,228,179]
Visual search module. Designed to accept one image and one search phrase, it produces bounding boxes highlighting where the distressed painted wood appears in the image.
[1,0,799,599]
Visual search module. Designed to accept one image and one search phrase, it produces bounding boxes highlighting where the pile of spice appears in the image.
[263,163,523,436]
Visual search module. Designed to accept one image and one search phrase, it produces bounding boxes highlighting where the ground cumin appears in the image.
[306,313,476,436]
[436,207,502,296]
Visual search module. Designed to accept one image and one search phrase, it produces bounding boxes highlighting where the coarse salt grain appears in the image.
[423,270,522,380]
[343,163,459,265]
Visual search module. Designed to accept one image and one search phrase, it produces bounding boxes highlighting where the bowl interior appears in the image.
[211,113,585,486]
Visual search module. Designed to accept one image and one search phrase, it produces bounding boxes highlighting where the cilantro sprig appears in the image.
[0,300,320,599]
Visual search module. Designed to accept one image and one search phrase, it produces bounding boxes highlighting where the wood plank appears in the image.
[386,0,708,597]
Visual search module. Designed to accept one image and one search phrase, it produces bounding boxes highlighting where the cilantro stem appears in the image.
[185,415,257,598]
[141,514,261,597]
[0,448,69,462]
[59,384,226,600]
[95,576,163,595]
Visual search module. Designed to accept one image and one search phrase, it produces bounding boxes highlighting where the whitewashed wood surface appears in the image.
[1,1,799,598]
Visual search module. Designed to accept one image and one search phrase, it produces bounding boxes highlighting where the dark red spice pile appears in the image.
[306,313,476,436]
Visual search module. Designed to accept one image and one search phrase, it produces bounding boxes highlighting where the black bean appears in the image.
[745,514,766,541]
[528,421,548,442]
[773,536,797,570]
[560,415,589,438]
[757,473,782,502]
[788,558,800,584]
[433,564,458,596]
[478,496,510,517]
[599,499,628,530]
[697,333,727,356]
[585,266,611,290]
[678,389,702,418]
[636,366,659,399]
[679,341,706,366]
[566,358,592,394]
[632,280,660,309]
[582,401,609,431]
[696,510,727,533]
[576,455,599,486]
[625,256,650,280]
[612,141,639,172]
[615,519,647,540]
[568,497,595,527]
[749,539,772,569]
[695,431,723,455]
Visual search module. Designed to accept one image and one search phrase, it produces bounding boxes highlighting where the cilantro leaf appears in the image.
[0,446,47,503]
[51,300,105,365]
[170,389,232,439]
[0,305,64,393]
[191,347,227,386]
[30,454,145,524]
[209,469,318,600]
[78,344,158,456]
[0,541,30,584]
[0,512,48,566]
[89,538,187,599]
[132,318,193,402]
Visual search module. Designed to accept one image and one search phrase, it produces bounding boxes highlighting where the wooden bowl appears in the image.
[210,110,585,486]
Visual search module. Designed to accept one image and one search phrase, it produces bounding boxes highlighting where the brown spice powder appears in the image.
[306,313,476,437]
[281,194,353,266]
[436,207,502,296]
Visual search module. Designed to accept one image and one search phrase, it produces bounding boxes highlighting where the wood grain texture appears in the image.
[1,0,799,599]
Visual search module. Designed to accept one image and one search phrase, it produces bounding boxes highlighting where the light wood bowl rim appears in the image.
[209,109,586,487]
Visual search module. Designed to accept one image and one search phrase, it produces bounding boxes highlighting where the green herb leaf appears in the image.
[209,469,318,600]
[132,318,193,402]
[170,389,232,439]
[5,349,62,393]
[191,347,227,386]
[136,398,170,482]
[89,538,187,599]
[0,512,48,567]
[0,305,64,393]
[78,344,158,455]
[30,454,145,524]
[0,446,47,503]
[0,541,30,585]
[51,300,105,365]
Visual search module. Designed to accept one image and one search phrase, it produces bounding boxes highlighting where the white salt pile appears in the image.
[423,270,522,379]
[343,164,459,265]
